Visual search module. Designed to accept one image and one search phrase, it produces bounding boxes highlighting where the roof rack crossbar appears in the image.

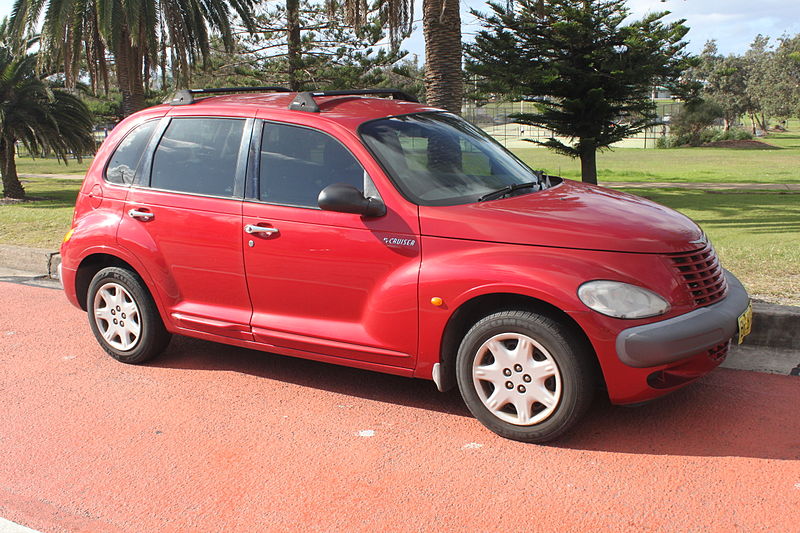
[169,86,291,106]
[288,89,419,113]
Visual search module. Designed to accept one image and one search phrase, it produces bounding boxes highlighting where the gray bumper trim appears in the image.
[616,270,750,368]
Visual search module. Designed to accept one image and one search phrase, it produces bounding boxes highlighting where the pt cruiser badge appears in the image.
[383,237,417,247]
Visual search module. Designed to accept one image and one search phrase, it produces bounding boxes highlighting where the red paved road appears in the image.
[1,282,799,532]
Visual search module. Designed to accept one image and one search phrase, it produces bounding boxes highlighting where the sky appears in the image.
[404,0,800,61]
[1,0,799,62]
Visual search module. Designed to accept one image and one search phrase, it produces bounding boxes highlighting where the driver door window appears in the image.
[259,123,365,208]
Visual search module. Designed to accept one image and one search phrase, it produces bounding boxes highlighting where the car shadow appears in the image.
[149,335,471,418]
[150,336,800,461]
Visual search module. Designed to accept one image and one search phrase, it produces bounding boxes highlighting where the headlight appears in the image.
[578,280,669,319]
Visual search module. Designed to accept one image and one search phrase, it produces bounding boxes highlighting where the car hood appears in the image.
[418,179,703,254]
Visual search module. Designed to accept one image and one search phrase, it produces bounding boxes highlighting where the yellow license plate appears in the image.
[737,302,753,344]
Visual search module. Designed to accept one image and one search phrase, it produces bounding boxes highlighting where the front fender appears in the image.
[414,236,684,383]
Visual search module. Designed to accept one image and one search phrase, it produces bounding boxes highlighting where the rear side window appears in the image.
[259,123,364,207]
[105,120,158,185]
[151,118,245,197]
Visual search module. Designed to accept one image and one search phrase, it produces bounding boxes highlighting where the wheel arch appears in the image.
[436,292,603,392]
[75,253,147,311]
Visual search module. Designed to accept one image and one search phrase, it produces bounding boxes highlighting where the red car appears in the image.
[60,88,752,442]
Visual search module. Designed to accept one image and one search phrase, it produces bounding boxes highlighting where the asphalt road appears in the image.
[1,282,798,532]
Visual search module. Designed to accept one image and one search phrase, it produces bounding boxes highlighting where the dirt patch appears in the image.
[701,139,781,150]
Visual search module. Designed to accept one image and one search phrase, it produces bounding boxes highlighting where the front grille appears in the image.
[669,243,728,307]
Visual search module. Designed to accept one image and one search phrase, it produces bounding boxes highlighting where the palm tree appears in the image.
[0,47,95,199]
[341,0,462,114]
[421,0,462,113]
[10,0,256,117]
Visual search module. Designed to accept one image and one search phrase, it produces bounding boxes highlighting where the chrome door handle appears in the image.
[245,225,279,235]
[128,209,154,221]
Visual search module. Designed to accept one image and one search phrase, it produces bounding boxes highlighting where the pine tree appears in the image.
[234,0,413,92]
[466,0,690,184]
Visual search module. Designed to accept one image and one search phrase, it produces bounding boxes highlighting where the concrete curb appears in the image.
[746,302,800,350]
[0,244,59,278]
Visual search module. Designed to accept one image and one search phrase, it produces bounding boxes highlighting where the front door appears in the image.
[242,120,419,368]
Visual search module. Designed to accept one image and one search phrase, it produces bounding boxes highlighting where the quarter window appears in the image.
[105,120,158,185]
[259,123,364,207]
[151,118,244,197]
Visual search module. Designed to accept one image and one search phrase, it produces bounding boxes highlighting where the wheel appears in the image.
[87,267,171,364]
[456,310,595,443]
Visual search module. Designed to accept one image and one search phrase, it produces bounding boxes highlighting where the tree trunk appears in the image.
[161,25,168,92]
[286,0,302,91]
[1,138,25,199]
[423,0,463,114]
[115,26,146,117]
[579,145,598,185]
[757,113,768,132]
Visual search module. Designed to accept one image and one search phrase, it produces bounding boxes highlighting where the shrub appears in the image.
[710,128,753,142]
[669,100,724,146]
[656,126,752,148]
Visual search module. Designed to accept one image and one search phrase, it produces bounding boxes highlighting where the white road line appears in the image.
[0,518,42,533]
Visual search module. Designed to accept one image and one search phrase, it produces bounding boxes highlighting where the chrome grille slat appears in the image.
[668,243,728,307]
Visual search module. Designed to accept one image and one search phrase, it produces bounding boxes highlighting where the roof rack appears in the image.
[288,89,419,113]
[169,86,291,106]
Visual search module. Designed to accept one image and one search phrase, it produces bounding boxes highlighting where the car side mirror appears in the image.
[318,184,386,217]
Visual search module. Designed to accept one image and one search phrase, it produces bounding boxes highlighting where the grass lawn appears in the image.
[619,188,800,306]
[510,131,800,184]
[2,178,797,305]
[0,178,80,248]
[13,155,92,175]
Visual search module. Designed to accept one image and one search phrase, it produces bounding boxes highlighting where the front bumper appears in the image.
[616,270,749,368]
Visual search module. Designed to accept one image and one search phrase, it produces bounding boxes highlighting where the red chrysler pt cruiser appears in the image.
[60,88,752,442]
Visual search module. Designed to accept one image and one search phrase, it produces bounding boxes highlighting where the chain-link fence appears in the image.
[463,100,682,149]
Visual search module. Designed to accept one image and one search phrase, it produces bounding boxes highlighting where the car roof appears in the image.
[150,92,441,130]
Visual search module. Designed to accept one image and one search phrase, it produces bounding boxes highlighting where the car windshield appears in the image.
[360,112,544,206]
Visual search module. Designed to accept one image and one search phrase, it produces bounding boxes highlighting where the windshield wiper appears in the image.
[478,181,538,202]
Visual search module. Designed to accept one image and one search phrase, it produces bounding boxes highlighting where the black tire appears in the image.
[87,266,171,364]
[456,310,595,443]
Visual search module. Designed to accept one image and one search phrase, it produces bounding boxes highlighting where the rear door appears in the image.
[117,116,254,340]
[241,119,420,368]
